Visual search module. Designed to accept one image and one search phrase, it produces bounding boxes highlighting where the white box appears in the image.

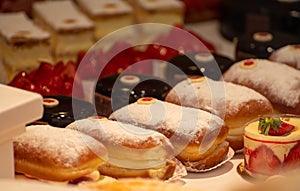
[0,85,43,179]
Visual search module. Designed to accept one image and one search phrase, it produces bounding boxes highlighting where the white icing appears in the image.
[166,78,270,117]
[253,32,273,42]
[109,100,225,143]
[270,45,300,69]
[33,0,93,31]
[76,0,133,16]
[224,59,300,107]
[43,98,59,108]
[120,75,140,85]
[137,0,184,11]
[67,118,170,147]
[0,12,50,42]
[13,125,107,168]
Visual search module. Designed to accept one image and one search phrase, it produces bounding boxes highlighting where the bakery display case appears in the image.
[0,0,300,191]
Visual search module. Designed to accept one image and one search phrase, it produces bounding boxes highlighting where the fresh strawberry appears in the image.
[258,116,295,136]
[284,143,300,170]
[8,71,30,88]
[32,61,54,86]
[248,145,281,176]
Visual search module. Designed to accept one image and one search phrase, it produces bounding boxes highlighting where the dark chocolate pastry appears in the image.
[166,52,233,85]
[235,31,300,61]
[40,95,96,128]
[95,74,172,117]
[220,0,300,40]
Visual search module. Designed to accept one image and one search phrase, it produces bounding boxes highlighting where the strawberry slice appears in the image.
[268,120,294,136]
[284,143,300,170]
[248,145,281,176]
[258,116,295,136]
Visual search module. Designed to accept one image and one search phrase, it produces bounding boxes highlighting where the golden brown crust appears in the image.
[182,141,230,170]
[98,160,177,180]
[225,135,244,152]
[174,125,229,162]
[223,59,300,115]
[85,178,200,191]
[224,99,273,121]
[13,125,107,181]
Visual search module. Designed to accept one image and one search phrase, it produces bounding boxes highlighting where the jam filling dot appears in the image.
[293,45,300,49]
[188,76,205,83]
[43,98,59,108]
[244,60,254,66]
[240,59,257,69]
[141,97,153,102]
[253,32,273,42]
[137,97,157,104]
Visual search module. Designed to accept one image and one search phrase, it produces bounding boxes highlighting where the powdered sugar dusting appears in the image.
[66,119,169,148]
[270,45,300,69]
[166,78,270,117]
[224,59,300,107]
[13,125,106,168]
[109,100,225,141]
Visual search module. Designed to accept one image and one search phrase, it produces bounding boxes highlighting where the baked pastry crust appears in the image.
[85,177,201,191]
[66,118,176,180]
[109,98,229,170]
[165,77,273,151]
[13,125,107,182]
[223,59,300,115]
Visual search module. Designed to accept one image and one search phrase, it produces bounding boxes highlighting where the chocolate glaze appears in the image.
[95,74,172,112]
[40,95,96,128]
[166,52,233,85]
[236,31,300,61]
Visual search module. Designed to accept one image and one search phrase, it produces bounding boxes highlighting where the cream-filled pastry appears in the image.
[13,125,107,182]
[165,76,273,151]
[66,117,176,180]
[109,98,229,171]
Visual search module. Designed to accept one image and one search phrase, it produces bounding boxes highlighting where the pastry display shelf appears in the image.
[0,84,43,179]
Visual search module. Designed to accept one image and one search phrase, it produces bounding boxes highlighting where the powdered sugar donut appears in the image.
[223,59,300,115]
[66,117,177,180]
[269,44,300,69]
[109,98,229,171]
[165,76,273,151]
[13,125,107,182]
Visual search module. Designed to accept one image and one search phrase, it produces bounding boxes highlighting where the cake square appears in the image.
[32,0,94,62]
[0,12,52,83]
[133,0,184,25]
[75,0,134,40]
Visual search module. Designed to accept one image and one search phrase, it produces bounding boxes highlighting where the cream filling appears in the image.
[104,144,169,169]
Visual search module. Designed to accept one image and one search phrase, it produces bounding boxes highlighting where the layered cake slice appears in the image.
[133,0,184,25]
[32,0,94,62]
[75,0,134,40]
[0,12,52,83]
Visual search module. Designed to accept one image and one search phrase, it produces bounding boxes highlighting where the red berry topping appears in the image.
[258,116,295,136]
[137,97,157,104]
[240,59,257,69]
